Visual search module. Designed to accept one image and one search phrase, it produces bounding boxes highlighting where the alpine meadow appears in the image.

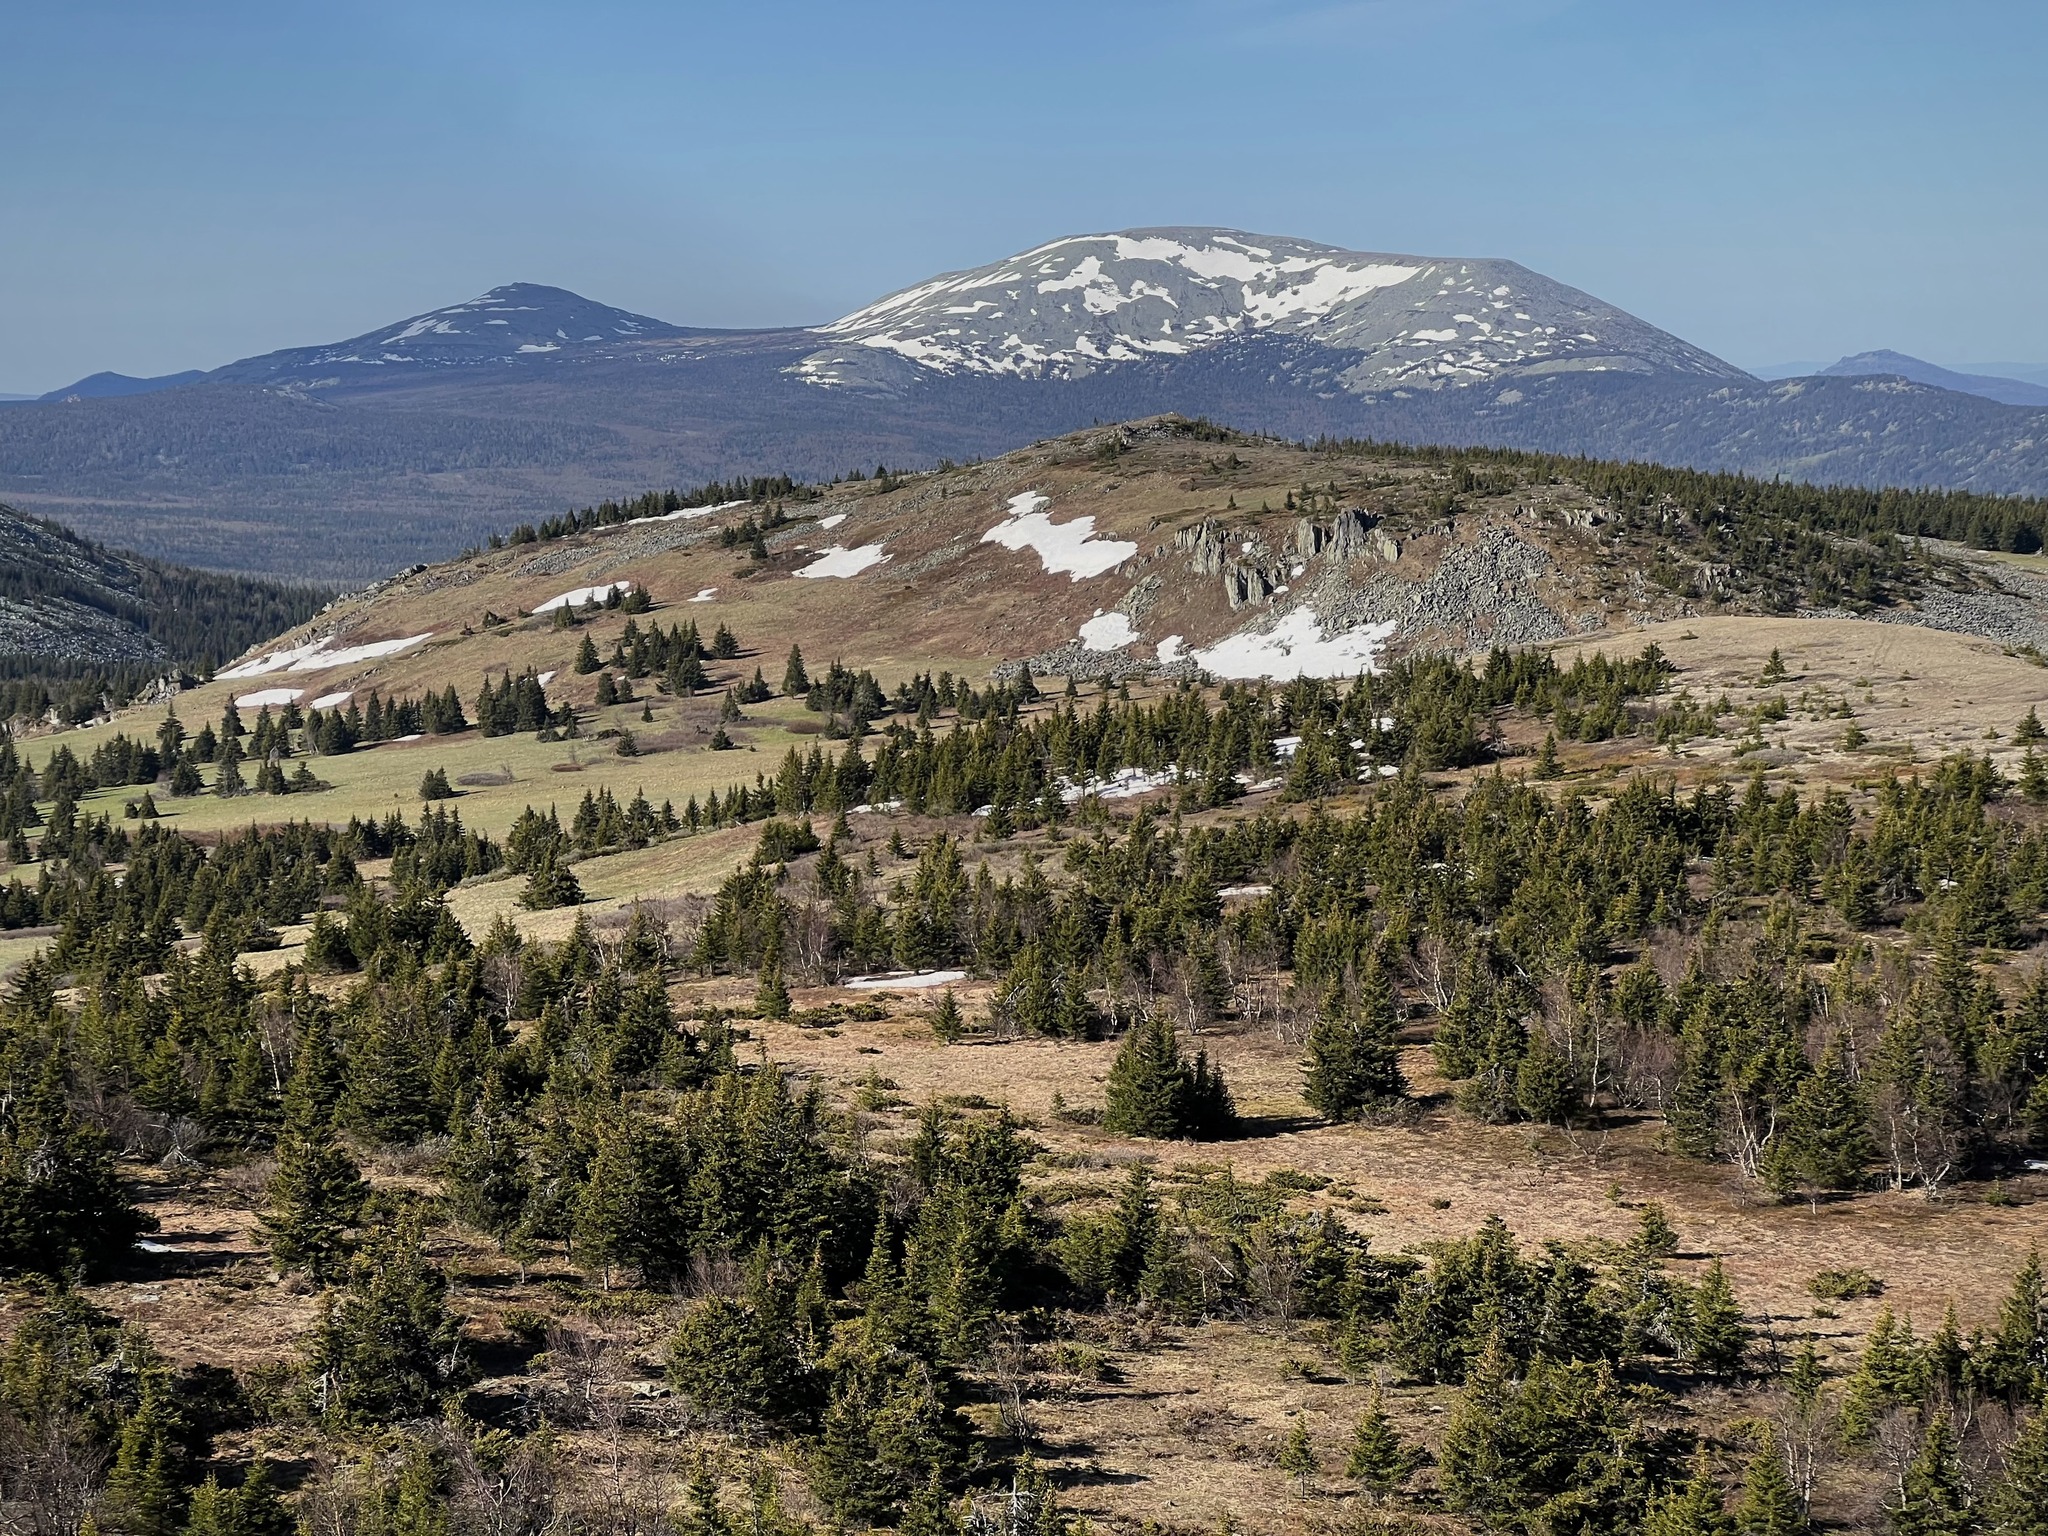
[5,7,2048,1534]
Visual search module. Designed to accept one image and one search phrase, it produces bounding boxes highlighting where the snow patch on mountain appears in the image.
[796,544,889,578]
[218,631,433,679]
[981,492,1138,581]
[1193,610,1396,679]
[800,227,1743,392]
[1078,611,1138,650]
[534,581,633,614]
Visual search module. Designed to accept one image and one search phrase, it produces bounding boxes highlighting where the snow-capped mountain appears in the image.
[798,228,1747,392]
[209,283,692,382]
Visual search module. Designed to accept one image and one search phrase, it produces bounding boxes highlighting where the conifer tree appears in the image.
[1302,970,1405,1122]
[518,854,584,910]
[308,1216,469,1424]
[783,644,810,696]
[1887,1410,1974,1536]
[1103,1013,1233,1139]
[1734,1431,1804,1536]
[930,987,965,1043]
[1647,1451,1733,1536]
[1983,1408,2048,1536]
[0,1050,154,1276]
[1346,1386,1415,1499]
[260,1014,366,1282]
[1685,1259,1751,1378]
[574,634,602,674]
[1778,1041,1873,1206]
[1978,1245,2046,1404]
[1279,1415,1319,1498]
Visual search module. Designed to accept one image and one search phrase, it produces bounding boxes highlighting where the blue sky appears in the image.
[4,0,2044,393]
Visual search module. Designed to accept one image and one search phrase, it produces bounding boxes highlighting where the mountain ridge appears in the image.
[4,229,2047,579]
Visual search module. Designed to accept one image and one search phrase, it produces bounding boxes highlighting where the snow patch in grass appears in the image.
[1062,765,1180,803]
[796,544,889,579]
[535,581,634,614]
[218,631,432,679]
[609,499,746,529]
[534,671,556,688]
[981,492,1137,581]
[690,588,718,602]
[1077,610,1137,650]
[1192,610,1395,679]
[817,513,847,531]
[845,969,966,990]
[235,687,303,709]
[309,691,352,711]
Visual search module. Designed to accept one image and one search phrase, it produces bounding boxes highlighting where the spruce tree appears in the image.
[1647,1451,1733,1536]
[1279,1415,1319,1499]
[308,1216,469,1424]
[260,1015,367,1282]
[1103,1013,1233,1140]
[519,854,584,910]
[1779,1041,1873,1207]
[930,987,965,1043]
[1345,1386,1415,1498]
[1733,1432,1804,1536]
[1686,1259,1751,1378]
[1302,970,1405,1122]
[0,1051,154,1277]
[1979,1246,2046,1404]
[783,644,810,696]
[1983,1408,2048,1536]
[1887,1411,1974,1536]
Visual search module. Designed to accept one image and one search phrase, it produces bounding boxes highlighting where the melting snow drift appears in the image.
[218,632,433,679]
[1077,611,1138,650]
[235,687,303,709]
[534,581,634,614]
[982,493,1137,581]
[796,544,889,579]
[1194,611,1396,680]
[845,969,967,990]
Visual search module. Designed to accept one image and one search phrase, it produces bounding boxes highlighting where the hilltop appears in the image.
[16,415,2048,856]
[5,230,2048,578]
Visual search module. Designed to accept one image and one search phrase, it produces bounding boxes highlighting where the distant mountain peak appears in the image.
[210,283,692,382]
[799,226,1746,392]
[1818,351,2048,409]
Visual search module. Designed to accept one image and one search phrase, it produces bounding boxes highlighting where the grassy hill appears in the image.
[4,419,2048,1534]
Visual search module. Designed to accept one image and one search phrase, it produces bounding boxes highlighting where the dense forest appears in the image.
[1,611,2046,1533]
[0,499,331,728]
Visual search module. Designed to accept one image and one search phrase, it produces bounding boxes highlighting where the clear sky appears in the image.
[4,0,2044,394]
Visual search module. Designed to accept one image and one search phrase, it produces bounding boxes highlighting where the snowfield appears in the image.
[1193,610,1396,679]
[981,493,1137,581]
[606,499,745,530]
[845,970,967,991]
[1062,765,1181,803]
[309,690,352,711]
[234,687,303,709]
[534,581,634,614]
[1077,611,1138,650]
[218,631,433,680]
[796,544,889,579]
